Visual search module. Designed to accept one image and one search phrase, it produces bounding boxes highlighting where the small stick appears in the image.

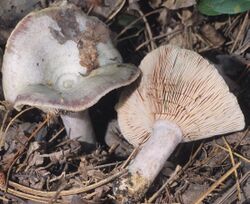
[0,107,34,147]
[183,143,204,171]
[117,28,144,43]
[135,8,156,50]
[0,109,10,148]
[108,143,119,154]
[87,5,94,15]
[230,11,249,53]
[222,137,241,201]
[0,195,9,202]
[0,186,54,203]
[147,165,182,203]
[106,0,126,23]
[218,129,249,164]
[120,147,139,169]
[135,29,182,51]
[224,14,243,35]
[214,144,250,163]
[193,162,241,204]
[48,127,65,143]
[49,182,70,204]
[94,161,123,169]
[8,169,127,197]
[115,8,163,40]
[214,171,250,204]
[83,191,98,199]
[5,115,51,192]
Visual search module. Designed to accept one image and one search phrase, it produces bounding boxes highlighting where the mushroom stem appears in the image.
[114,120,182,201]
[60,110,96,145]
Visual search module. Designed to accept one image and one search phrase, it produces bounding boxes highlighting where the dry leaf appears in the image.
[200,24,225,46]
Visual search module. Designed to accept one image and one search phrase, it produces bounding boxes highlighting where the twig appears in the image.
[8,169,127,197]
[147,165,182,203]
[49,172,66,183]
[120,147,139,169]
[146,143,203,203]
[105,0,126,23]
[136,29,182,51]
[135,8,156,51]
[230,11,249,53]
[193,162,241,204]
[214,171,250,204]
[222,137,241,201]
[108,143,119,154]
[117,28,144,42]
[0,109,10,147]
[94,161,123,169]
[86,5,94,15]
[214,144,250,163]
[115,8,163,40]
[49,182,70,204]
[5,115,50,193]
[83,191,98,199]
[0,107,34,147]
[49,127,65,143]
[220,130,250,164]
[0,195,9,202]
[183,143,204,171]
[224,14,243,36]
[0,186,55,203]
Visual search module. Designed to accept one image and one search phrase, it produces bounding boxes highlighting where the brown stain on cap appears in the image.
[6,5,112,72]
[49,6,111,72]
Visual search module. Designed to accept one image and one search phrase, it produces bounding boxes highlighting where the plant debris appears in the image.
[0,1,249,203]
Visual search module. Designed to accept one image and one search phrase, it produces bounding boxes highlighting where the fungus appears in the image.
[2,5,140,145]
[115,45,245,201]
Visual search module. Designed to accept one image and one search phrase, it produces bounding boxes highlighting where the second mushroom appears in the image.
[114,45,245,201]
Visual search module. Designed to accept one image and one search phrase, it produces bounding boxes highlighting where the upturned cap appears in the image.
[3,5,140,113]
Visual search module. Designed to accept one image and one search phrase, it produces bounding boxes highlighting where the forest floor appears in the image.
[0,0,249,203]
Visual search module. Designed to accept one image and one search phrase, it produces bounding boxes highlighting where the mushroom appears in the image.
[2,5,140,145]
[114,45,245,201]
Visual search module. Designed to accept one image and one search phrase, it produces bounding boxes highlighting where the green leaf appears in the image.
[198,0,250,16]
[198,1,221,16]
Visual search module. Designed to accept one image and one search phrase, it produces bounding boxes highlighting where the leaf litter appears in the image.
[0,0,249,203]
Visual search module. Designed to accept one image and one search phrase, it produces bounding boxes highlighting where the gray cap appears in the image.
[3,5,140,113]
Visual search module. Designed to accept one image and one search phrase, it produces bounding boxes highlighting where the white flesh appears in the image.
[60,110,95,144]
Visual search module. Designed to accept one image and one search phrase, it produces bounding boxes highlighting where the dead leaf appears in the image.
[1,152,16,172]
[0,171,5,187]
[149,0,163,8]
[27,151,44,168]
[181,183,209,204]
[200,24,225,46]
[93,185,110,200]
